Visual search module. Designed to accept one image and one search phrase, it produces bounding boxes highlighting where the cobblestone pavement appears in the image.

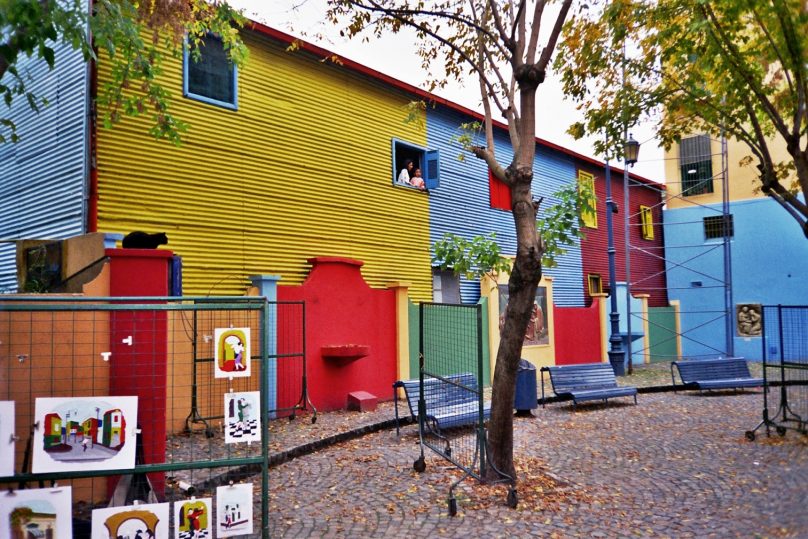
[265,391,808,538]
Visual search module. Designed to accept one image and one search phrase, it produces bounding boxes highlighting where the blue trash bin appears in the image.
[514,359,537,413]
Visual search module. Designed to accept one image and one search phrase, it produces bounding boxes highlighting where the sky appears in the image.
[228,0,666,182]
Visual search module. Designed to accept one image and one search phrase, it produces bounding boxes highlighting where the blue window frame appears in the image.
[391,138,440,191]
[183,34,238,110]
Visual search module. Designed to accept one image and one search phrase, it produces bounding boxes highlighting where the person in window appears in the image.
[398,159,414,184]
[410,168,426,190]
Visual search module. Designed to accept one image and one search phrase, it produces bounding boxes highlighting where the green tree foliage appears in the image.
[433,183,591,277]
[558,0,808,235]
[327,0,574,483]
[0,0,248,143]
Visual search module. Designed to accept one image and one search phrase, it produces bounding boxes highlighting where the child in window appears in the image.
[410,168,426,190]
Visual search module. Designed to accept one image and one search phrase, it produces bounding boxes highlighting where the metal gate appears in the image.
[746,305,808,440]
[0,295,296,538]
[413,303,514,515]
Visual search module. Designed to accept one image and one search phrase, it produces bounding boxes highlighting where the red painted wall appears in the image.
[277,257,397,411]
[107,248,171,494]
[553,302,602,364]
[578,162,669,307]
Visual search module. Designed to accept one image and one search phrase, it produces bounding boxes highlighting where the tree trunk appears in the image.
[485,165,542,481]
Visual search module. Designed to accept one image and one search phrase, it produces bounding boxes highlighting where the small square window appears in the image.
[704,215,733,239]
[639,205,654,240]
[432,268,460,303]
[184,34,238,109]
[392,139,439,191]
[588,274,603,295]
[578,171,597,228]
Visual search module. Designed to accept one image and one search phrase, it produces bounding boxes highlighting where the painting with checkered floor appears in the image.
[224,391,261,444]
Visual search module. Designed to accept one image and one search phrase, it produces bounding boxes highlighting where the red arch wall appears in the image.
[277,257,397,411]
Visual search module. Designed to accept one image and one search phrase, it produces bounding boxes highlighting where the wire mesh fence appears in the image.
[747,305,808,440]
[413,303,514,515]
[0,295,305,538]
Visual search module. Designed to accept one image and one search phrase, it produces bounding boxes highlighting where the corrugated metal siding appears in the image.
[95,31,433,299]
[0,44,88,292]
[578,161,668,307]
[426,106,584,306]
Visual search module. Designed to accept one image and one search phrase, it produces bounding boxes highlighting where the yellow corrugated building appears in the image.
[95,26,433,299]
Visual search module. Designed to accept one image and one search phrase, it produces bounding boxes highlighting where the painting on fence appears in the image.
[214,327,252,378]
[223,392,261,444]
[1,486,72,539]
[217,483,254,537]
[92,502,169,538]
[0,401,14,477]
[32,396,138,473]
[175,497,213,539]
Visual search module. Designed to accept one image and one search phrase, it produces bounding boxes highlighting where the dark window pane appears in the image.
[188,35,235,105]
[704,215,733,239]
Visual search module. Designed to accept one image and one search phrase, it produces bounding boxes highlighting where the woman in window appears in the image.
[398,159,414,184]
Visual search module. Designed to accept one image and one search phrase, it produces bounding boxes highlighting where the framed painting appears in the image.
[0,401,15,477]
[217,483,254,537]
[498,284,550,346]
[92,502,169,538]
[1,486,72,538]
[32,396,138,474]
[214,327,252,378]
[224,392,261,444]
[175,497,213,539]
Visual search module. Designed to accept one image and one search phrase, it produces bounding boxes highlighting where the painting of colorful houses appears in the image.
[33,397,138,473]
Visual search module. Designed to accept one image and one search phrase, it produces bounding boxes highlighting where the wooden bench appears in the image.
[540,363,638,409]
[671,357,763,392]
[393,372,491,436]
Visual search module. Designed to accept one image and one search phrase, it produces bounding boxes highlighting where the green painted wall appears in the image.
[648,306,678,362]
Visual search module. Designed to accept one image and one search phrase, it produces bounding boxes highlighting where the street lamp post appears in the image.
[605,135,640,376]
[623,135,640,375]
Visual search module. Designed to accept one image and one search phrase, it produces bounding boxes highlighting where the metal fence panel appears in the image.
[748,305,808,440]
[0,296,306,538]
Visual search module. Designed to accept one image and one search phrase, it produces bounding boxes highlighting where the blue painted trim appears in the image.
[250,275,280,418]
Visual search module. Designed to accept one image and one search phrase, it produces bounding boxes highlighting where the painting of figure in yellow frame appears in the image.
[214,328,251,378]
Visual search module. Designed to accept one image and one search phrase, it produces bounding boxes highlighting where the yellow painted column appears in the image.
[670,299,682,359]
[480,274,500,381]
[387,282,411,383]
[589,294,610,363]
[634,294,651,364]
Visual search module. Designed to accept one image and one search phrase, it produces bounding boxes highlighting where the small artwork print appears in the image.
[224,392,261,444]
[32,396,138,474]
[216,483,254,537]
[0,401,15,477]
[175,498,213,539]
[499,284,550,346]
[737,304,763,337]
[1,486,72,539]
[92,502,169,539]
[214,327,252,378]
